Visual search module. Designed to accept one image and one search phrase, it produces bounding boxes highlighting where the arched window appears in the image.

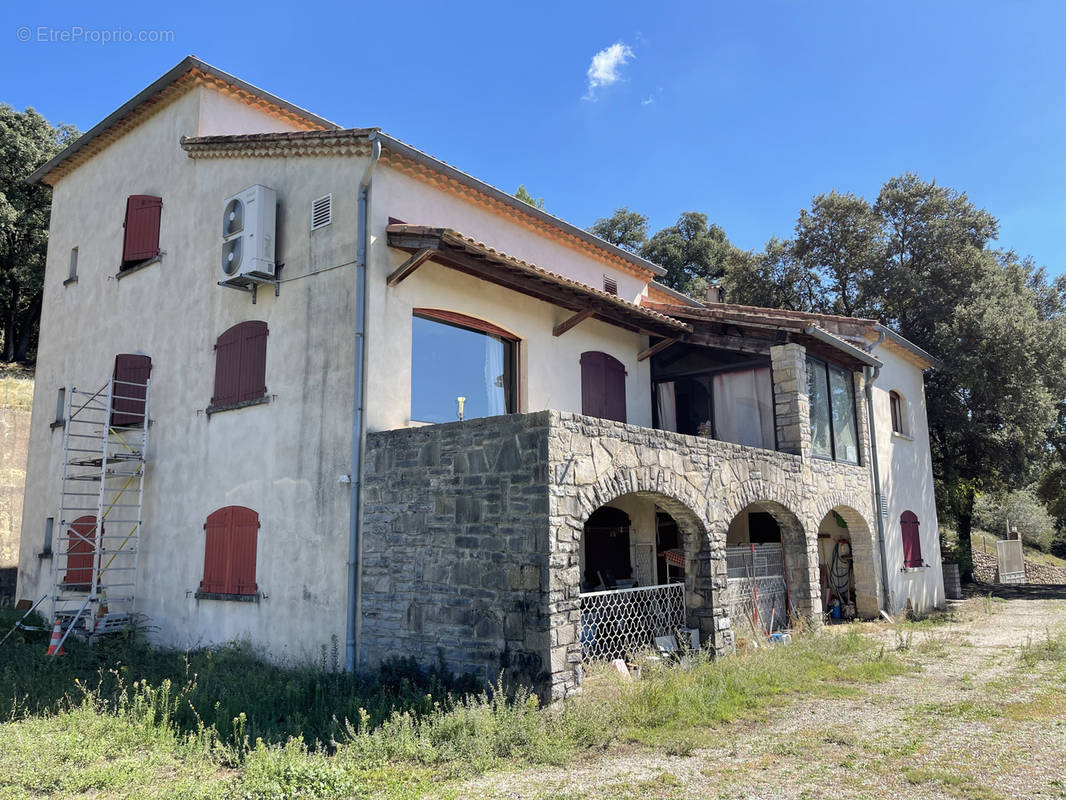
[211,321,268,410]
[890,391,905,435]
[901,511,923,568]
[199,506,260,597]
[580,351,627,423]
[411,309,518,423]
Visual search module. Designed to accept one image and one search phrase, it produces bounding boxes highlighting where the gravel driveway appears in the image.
[461,590,1066,800]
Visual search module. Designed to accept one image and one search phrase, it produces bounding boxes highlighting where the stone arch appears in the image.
[814,500,880,619]
[721,498,817,625]
[550,466,727,676]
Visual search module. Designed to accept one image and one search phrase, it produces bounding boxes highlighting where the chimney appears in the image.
[705,283,723,305]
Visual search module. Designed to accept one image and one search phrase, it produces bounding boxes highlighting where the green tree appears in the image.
[0,105,77,363]
[641,212,737,297]
[720,238,823,311]
[514,185,544,210]
[793,191,883,318]
[921,250,1066,579]
[588,206,648,253]
[974,488,1057,551]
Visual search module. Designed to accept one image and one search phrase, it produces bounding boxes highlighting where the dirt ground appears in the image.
[461,589,1066,800]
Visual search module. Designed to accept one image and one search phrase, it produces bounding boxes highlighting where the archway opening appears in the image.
[724,501,810,634]
[818,509,856,620]
[578,493,701,661]
[817,506,879,619]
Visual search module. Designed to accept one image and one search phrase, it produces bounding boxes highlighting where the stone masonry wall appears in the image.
[544,410,875,698]
[361,412,554,689]
[362,404,877,701]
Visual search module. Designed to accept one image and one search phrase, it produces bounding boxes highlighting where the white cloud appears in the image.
[641,96,654,105]
[584,42,634,99]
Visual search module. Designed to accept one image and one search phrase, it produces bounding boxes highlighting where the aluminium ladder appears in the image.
[51,374,150,641]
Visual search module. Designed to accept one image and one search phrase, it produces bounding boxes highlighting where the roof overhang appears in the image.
[385,225,690,338]
[27,55,338,185]
[643,300,882,370]
[872,324,942,370]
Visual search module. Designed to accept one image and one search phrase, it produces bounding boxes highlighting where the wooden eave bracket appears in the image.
[387,248,435,287]
[553,308,595,337]
[638,337,679,362]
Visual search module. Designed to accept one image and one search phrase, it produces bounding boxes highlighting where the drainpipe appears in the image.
[863,329,891,614]
[346,135,381,672]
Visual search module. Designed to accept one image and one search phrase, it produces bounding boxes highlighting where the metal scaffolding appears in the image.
[50,375,150,649]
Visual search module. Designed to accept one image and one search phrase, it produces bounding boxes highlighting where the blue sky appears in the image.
[3,1,1063,273]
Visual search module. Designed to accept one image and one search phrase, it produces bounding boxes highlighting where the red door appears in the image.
[64,515,99,589]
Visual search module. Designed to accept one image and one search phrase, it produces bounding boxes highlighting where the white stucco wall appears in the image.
[869,344,943,613]
[363,168,653,432]
[17,85,357,662]
[16,82,659,661]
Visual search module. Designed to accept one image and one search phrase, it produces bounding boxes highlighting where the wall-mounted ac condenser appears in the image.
[221,184,276,280]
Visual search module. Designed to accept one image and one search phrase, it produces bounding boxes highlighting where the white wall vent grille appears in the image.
[311,194,332,230]
[603,275,618,295]
[878,493,889,518]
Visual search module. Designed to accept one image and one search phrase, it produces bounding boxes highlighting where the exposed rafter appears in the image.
[386,248,435,287]
[553,309,595,337]
[637,337,679,362]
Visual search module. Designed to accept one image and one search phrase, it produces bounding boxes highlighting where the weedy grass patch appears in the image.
[0,613,906,799]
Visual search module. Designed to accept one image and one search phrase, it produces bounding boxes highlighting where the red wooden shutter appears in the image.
[212,322,268,407]
[901,511,923,568]
[212,327,242,406]
[64,515,99,587]
[111,354,152,427]
[229,506,260,595]
[580,351,626,423]
[122,195,162,267]
[201,508,230,594]
[238,322,269,403]
[200,506,259,595]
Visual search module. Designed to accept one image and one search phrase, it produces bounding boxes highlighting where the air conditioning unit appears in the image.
[221,185,276,280]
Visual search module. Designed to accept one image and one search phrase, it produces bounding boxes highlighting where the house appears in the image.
[16,57,943,699]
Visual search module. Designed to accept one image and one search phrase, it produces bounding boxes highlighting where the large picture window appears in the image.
[807,357,859,464]
[411,310,517,424]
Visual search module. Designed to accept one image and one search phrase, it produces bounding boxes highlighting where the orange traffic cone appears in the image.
[45,618,66,656]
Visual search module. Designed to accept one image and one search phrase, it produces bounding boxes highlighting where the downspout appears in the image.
[863,329,891,613]
[347,135,381,672]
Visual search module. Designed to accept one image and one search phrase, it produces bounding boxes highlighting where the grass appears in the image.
[0,613,906,799]
[0,364,34,410]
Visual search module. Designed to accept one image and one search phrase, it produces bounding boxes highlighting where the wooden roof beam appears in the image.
[638,337,679,362]
[553,309,595,337]
[387,248,435,287]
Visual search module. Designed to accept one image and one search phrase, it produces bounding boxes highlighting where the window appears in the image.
[63,515,98,590]
[411,310,517,424]
[43,517,54,556]
[806,357,859,464]
[199,506,259,597]
[54,387,65,426]
[901,511,923,568]
[211,321,269,410]
[121,195,162,269]
[66,247,78,283]
[602,275,618,296]
[581,351,627,423]
[890,391,905,435]
[111,354,152,427]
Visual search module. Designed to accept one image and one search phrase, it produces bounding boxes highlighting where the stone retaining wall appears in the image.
[972,547,1066,584]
